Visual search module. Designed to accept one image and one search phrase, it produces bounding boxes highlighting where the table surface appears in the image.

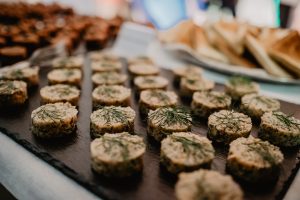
[1,28,300,200]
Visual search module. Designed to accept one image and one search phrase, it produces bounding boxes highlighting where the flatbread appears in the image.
[269,31,300,77]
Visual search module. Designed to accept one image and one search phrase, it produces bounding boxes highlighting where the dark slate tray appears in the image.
[0,56,299,200]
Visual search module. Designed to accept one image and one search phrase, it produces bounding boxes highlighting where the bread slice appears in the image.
[192,25,229,63]
[245,34,292,78]
[159,20,194,48]
[269,31,300,77]
[213,20,247,55]
[204,23,256,68]
[258,28,290,50]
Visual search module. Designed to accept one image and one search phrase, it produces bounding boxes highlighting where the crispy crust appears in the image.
[269,31,300,77]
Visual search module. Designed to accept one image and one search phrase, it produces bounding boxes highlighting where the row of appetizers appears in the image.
[2,52,299,200]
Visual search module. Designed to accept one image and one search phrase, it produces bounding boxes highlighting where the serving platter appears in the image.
[164,43,300,85]
[0,54,299,200]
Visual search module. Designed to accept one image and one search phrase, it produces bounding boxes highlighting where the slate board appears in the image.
[0,56,299,200]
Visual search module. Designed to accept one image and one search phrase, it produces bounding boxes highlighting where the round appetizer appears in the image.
[92,85,131,108]
[31,102,78,138]
[161,132,215,174]
[89,51,119,62]
[47,69,82,87]
[173,65,203,85]
[1,67,39,87]
[147,107,192,142]
[134,76,169,94]
[90,132,146,177]
[90,106,135,137]
[0,80,27,107]
[191,91,231,118]
[91,58,122,73]
[175,169,243,200]
[40,84,80,106]
[227,136,284,183]
[92,71,127,86]
[208,110,252,144]
[241,94,280,120]
[180,76,215,98]
[128,63,159,78]
[52,56,83,69]
[139,89,178,116]
[259,111,300,147]
[225,76,259,100]
[128,56,153,65]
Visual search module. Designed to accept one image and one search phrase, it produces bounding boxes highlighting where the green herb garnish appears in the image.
[170,135,212,159]
[0,81,17,94]
[246,141,277,165]
[273,112,300,130]
[10,69,24,78]
[148,106,192,127]
[97,86,119,98]
[229,76,252,86]
[96,106,129,125]
[32,105,63,122]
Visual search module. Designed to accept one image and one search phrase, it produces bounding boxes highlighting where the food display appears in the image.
[159,19,300,81]
[161,132,215,174]
[227,136,284,183]
[0,5,299,197]
[90,132,146,177]
[259,111,300,147]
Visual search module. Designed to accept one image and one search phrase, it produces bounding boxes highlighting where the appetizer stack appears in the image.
[160,19,300,79]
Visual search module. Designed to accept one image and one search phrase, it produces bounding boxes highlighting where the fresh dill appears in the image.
[32,105,64,122]
[96,106,129,125]
[170,135,212,159]
[214,111,250,132]
[253,96,276,107]
[142,77,155,84]
[148,106,192,127]
[55,87,75,98]
[273,112,300,130]
[206,92,228,104]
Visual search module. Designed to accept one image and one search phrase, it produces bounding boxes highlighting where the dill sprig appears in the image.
[246,141,277,165]
[142,77,155,84]
[206,92,228,104]
[64,70,75,77]
[170,135,212,159]
[229,76,251,86]
[214,110,249,132]
[96,106,129,125]
[148,106,192,127]
[32,105,64,122]
[273,112,300,130]
[55,87,75,98]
